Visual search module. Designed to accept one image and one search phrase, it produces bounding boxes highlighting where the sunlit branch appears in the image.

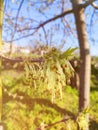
[0,54,44,63]
[91,2,98,9]
[17,9,73,33]
[36,116,76,130]
[5,9,73,42]
[4,1,95,43]
[71,0,98,9]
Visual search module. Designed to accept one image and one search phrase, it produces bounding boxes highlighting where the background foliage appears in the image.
[2,50,98,130]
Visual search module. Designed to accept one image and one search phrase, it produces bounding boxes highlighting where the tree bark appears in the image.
[0,0,4,129]
[71,0,91,129]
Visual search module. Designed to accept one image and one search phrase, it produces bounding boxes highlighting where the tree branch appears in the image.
[31,10,73,29]
[5,9,73,42]
[91,2,98,9]
[71,0,97,9]
[5,1,95,43]
[0,54,44,63]
[14,0,25,33]
[35,116,76,130]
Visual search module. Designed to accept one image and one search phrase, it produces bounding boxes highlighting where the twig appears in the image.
[36,116,76,130]
[42,26,48,45]
[10,0,24,54]
[5,9,73,42]
[13,0,24,35]
[5,1,94,43]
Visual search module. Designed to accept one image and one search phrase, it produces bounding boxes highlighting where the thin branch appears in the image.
[61,0,65,13]
[62,18,77,38]
[36,9,73,28]
[5,1,94,43]
[90,9,95,34]
[5,9,73,42]
[14,0,25,34]
[4,0,8,11]
[10,0,24,41]
[36,116,76,130]
[49,28,53,46]
[4,30,37,42]
[42,26,48,45]
[9,0,24,54]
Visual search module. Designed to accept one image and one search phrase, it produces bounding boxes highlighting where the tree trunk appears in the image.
[0,0,4,129]
[71,0,91,129]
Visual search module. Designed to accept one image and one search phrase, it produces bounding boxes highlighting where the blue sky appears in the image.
[2,0,98,56]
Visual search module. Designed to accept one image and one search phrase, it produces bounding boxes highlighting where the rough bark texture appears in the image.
[71,0,91,129]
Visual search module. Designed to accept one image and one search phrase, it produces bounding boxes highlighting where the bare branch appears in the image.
[49,28,54,46]
[35,116,76,130]
[0,54,44,63]
[10,0,24,40]
[91,2,98,9]
[42,26,48,45]
[5,9,73,42]
[36,9,73,28]
[4,1,95,43]
[89,9,95,34]
[71,0,98,9]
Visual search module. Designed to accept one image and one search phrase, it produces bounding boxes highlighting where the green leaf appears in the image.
[60,47,78,59]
